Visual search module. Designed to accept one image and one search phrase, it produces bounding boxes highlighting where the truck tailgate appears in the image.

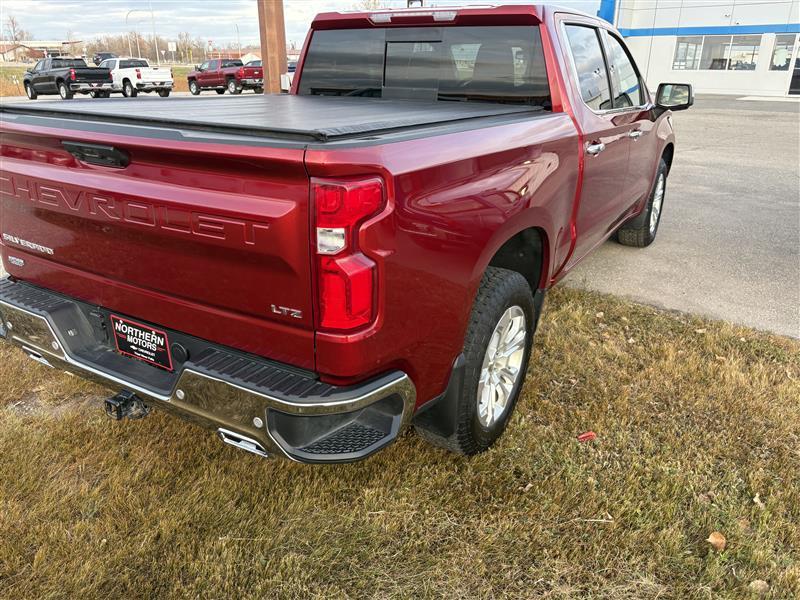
[0,118,315,369]
[75,68,111,83]
[142,67,171,82]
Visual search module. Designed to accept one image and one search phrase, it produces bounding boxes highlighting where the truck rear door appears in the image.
[0,122,316,369]
[560,20,631,263]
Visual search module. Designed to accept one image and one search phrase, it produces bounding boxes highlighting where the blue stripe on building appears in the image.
[618,23,800,37]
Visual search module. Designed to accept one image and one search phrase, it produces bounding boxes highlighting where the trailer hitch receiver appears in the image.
[104,390,151,421]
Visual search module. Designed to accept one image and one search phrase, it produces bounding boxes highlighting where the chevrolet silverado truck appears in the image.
[0,5,692,463]
[187,58,264,95]
[22,57,113,100]
[95,57,174,98]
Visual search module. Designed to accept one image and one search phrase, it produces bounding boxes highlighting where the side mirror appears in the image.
[655,83,694,111]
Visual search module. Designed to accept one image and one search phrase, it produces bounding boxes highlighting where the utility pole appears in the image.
[256,0,287,94]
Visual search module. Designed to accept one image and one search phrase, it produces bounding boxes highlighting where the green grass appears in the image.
[0,287,798,598]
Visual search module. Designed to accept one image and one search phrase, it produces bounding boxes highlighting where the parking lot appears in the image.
[568,95,800,338]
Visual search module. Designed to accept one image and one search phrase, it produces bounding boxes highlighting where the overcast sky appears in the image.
[2,0,601,47]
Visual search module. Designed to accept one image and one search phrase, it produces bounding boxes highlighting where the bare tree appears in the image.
[354,0,384,9]
[5,15,31,61]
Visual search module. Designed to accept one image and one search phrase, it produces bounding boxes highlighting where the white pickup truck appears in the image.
[95,57,173,98]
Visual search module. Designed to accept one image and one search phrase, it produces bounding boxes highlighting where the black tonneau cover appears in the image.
[2,95,540,142]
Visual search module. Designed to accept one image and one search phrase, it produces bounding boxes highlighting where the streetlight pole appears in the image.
[124,10,138,57]
[148,0,160,65]
[235,24,241,59]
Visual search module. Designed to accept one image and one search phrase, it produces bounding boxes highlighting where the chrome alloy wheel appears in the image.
[650,173,665,235]
[477,305,527,427]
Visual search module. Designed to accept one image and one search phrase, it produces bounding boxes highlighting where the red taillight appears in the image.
[237,67,245,79]
[135,68,142,80]
[313,178,384,331]
[69,68,76,81]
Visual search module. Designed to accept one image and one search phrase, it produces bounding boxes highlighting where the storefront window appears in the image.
[700,36,732,70]
[728,35,760,70]
[770,34,797,71]
[673,36,702,70]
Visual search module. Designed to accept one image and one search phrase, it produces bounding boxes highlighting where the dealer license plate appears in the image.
[110,315,173,371]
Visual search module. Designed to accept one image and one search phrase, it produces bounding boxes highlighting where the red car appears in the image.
[0,5,691,463]
[187,58,263,95]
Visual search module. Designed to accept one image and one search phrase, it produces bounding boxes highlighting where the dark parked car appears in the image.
[23,56,113,100]
[93,52,118,66]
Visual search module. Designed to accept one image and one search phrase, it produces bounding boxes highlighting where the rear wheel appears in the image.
[25,82,37,99]
[158,89,170,98]
[57,81,73,100]
[227,79,241,94]
[122,80,138,98]
[254,86,264,94]
[617,158,668,247]
[189,80,200,95]
[416,267,535,455]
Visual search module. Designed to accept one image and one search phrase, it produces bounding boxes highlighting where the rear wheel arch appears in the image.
[486,226,548,294]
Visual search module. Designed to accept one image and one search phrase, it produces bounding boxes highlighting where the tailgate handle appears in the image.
[62,141,130,168]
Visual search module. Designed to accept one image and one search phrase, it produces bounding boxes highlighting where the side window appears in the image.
[33,60,45,72]
[208,60,218,70]
[605,33,643,108]
[199,61,209,71]
[565,25,612,111]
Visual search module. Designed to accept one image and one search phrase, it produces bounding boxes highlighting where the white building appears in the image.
[599,0,800,96]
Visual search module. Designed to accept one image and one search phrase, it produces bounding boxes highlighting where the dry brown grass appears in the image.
[0,287,798,599]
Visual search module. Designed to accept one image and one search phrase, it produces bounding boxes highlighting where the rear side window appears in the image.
[299,26,550,107]
[565,25,612,111]
[222,60,243,68]
[120,59,148,69]
[52,58,88,68]
[604,33,643,107]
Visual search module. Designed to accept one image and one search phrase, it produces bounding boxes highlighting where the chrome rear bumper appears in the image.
[0,279,415,463]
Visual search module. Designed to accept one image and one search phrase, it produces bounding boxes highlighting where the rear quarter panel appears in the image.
[306,115,579,405]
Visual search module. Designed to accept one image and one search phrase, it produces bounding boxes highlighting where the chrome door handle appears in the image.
[586,142,606,156]
[629,130,643,139]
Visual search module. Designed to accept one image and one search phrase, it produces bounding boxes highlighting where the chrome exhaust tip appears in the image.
[217,428,269,458]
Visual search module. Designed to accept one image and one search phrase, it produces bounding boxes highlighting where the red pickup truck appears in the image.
[0,5,691,463]
[187,58,264,95]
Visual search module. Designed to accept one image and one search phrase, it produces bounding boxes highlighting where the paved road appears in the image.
[566,95,800,338]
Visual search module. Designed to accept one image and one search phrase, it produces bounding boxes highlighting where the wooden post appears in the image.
[257,0,288,94]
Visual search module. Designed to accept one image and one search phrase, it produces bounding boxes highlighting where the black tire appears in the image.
[416,267,535,455]
[254,86,264,94]
[158,89,170,98]
[57,81,73,100]
[24,82,37,100]
[617,158,668,248]
[215,88,225,95]
[189,80,201,95]
[122,80,137,98]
